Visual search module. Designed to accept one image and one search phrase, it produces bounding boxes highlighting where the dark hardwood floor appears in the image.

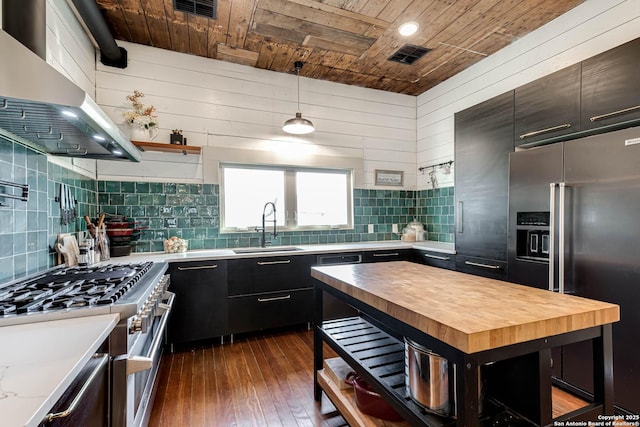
[149,327,586,426]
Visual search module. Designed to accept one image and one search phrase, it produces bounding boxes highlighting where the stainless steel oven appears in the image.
[0,261,173,427]
[111,274,174,427]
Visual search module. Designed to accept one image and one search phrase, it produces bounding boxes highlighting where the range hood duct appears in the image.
[69,0,128,68]
[0,2,139,161]
[2,0,46,60]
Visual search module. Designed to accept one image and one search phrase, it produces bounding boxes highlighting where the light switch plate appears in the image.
[392,224,398,233]
[368,224,374,233]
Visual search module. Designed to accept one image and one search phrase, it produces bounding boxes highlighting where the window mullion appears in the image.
[285,170,297,229]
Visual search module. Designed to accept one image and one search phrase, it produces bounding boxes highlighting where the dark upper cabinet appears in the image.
[167,260,228,345]
[581,38,640,130]
[454,91,514,267]
[514,63,581,146]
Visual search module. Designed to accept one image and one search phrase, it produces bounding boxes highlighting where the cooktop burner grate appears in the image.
[0,262,154,316]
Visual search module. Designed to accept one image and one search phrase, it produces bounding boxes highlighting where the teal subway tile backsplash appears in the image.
[1,134,455,284]
[0,136,98,283]
[416,187,455,243]
[96,184,455,253]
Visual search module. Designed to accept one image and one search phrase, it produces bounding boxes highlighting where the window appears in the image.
[220,164,352,232]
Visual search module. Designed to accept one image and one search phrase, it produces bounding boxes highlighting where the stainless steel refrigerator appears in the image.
[507,126,640,414]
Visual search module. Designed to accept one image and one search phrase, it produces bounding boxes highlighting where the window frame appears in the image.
[219,163,354,233]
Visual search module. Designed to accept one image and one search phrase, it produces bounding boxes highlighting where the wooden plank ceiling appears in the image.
[95,0,586,96]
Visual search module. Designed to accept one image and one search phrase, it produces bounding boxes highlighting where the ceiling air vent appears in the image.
[388,44,431,65]
[174,0,217,19]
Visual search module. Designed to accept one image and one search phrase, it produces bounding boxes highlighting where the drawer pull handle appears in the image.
[257,260,291,266]
[258,295,291,302]
[590,105,640,122]
[424,254,450,261]
[465,261,501,270]
[177,265,218,271]
[372,252,399,257]
[519,123,571,139]
[43,353,109,422]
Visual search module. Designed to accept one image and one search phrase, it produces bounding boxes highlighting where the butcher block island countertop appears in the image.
[312,261,620,427]
[311,261,619,353]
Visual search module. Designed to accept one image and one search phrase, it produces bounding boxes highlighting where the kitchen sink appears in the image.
[233,246,304,254]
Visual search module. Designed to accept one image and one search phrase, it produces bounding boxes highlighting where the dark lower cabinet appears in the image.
[455,255,507,281]
[228,255,314,296]
[41,348,109,427]
[227,255,315,335]
[414,249,455,270]
[167,260,228,345]
[228,288,313,334]
[362,249,412,263]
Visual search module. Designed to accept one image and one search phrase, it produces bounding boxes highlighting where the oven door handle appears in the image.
[125,291,175,376]
[43,353,109,422]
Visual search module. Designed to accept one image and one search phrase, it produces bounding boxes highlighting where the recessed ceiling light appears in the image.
[398,21,419,37]
[62,110,78,118]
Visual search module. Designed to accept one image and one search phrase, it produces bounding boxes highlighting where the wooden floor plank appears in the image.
[150,328,585,426]
[192,348,207,426]
[210,343,238,426]
[223,338,268,425]
[247,335,309,426]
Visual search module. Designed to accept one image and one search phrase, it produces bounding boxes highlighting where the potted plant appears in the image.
[123,90,158,141]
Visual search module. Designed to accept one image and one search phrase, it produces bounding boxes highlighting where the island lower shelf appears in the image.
[319,317,456,427]
[317,369,409,427]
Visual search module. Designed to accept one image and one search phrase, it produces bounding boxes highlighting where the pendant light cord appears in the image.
[296,63,301,113]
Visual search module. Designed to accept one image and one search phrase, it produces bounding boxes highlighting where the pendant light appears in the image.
[283,61,315,135]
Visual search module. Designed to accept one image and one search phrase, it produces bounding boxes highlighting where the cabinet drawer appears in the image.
[455,255,506,280]
[228,288,313,334]
[362,249,411,263]
[228,255,314,296]
[414,250,455,270]
[316,253,362,265]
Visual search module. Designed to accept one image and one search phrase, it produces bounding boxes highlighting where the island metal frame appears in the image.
[313,279,614,427]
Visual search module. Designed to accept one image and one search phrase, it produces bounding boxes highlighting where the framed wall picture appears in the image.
[374,170,404,186]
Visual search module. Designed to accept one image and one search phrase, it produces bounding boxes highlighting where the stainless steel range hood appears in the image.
[0,30,140,161]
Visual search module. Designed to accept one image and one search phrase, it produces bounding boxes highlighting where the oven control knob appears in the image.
[130,317,142,334]
[140,313,151,333]
[155,302,170,316]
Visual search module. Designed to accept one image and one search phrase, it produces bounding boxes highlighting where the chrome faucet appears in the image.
[256,202,278,247]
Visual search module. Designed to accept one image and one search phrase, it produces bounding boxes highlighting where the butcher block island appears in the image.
[311,261,619,427]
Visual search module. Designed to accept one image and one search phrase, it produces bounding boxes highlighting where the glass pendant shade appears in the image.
[283,61,315,134]
[283,112,315,134]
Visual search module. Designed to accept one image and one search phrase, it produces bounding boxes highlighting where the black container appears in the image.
[110,245,132,257]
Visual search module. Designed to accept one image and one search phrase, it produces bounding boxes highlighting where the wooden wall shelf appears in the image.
[131,140,201,155]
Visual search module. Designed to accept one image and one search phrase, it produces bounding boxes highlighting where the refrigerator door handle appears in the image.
[457,201,463,233]
[549,183,557,292]
[558,182,567,294]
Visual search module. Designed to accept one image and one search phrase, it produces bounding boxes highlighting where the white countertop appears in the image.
[107,240,455,264]
[0,314,119,427]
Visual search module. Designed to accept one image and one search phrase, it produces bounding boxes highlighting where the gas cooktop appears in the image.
[0,262,154,316]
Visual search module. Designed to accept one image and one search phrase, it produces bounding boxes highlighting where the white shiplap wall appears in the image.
[416,0,640,190]
[95,41,417,188]
[45,0,98,178]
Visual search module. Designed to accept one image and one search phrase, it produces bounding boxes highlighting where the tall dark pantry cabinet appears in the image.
[454,91,514,280]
